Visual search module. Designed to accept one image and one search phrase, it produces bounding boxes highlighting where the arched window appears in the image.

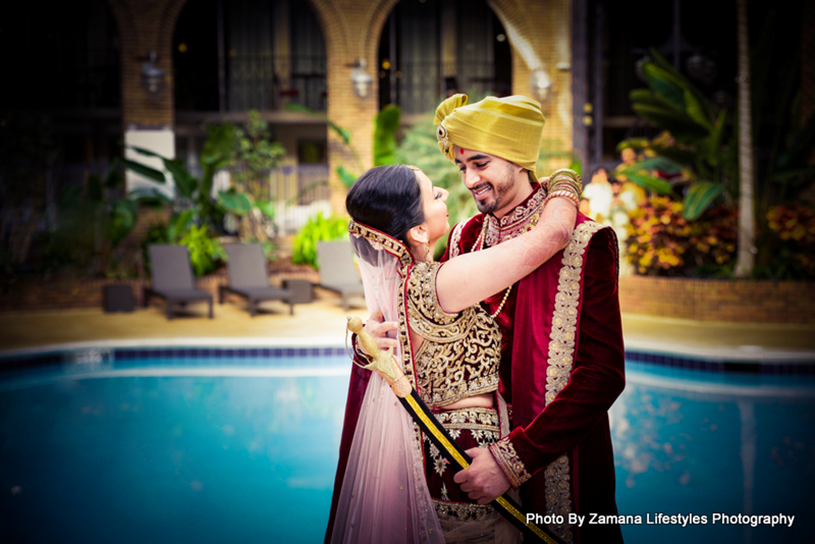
[174,0,327,113]
[377,0,511,114]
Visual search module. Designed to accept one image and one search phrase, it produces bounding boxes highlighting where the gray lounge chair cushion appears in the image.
[316,240,365,296]
[146,244,213,319]
[228,286,291,301]
[156,289,213,301]
[148,245,198,291]
[221,243,303,315]
[224,243,270,289]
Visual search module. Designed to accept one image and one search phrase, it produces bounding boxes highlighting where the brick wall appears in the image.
[309,0,398,213]
[108,0,187,129]
[619,276,815,323]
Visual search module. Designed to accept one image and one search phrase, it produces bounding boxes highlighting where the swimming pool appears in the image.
[0,348,351,544]
[1,348,813,543]
[612,362,815,543]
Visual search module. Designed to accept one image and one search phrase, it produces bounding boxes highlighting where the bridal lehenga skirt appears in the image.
[423,402,521,544]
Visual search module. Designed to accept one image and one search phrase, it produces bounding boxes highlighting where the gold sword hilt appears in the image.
[347,317,411,397]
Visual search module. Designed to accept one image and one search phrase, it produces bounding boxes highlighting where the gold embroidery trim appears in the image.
[406,261,501,407]
[448,218,469,259]
[545,221,605,402]
[434,407,499,431]
[432,500,494,522]
[408,261,468,329]
[348,219,414,272]
[489,438,532,488]
[542,220,605,544]
[485,185,546,247]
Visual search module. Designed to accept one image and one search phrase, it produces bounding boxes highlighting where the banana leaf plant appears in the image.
[121,123,236,275]
[373,104,402,166]
[615,48,737,221]
[122,121,235,232]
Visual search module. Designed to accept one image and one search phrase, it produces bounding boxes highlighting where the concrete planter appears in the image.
[619,276,815,323]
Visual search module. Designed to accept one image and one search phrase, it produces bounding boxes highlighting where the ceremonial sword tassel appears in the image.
[347,317,565,544]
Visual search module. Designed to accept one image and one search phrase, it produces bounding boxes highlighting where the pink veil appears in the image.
[330,222,444,544]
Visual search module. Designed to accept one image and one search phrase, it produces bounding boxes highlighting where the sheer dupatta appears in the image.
[330,221,444,544]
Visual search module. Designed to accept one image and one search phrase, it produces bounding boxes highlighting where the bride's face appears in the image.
[415,171,450,244]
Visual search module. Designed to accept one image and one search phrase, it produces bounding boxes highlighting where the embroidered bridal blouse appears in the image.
[407,261,502,407]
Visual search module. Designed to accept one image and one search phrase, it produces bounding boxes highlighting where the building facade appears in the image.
[2,0,811,219]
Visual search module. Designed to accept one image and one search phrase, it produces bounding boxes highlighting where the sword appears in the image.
[347,317,565,544]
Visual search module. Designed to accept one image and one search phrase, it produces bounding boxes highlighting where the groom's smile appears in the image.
[455,147,527,217]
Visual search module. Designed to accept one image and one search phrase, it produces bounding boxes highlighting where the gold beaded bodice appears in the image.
[406,261,502,407]
[348,220,502,408]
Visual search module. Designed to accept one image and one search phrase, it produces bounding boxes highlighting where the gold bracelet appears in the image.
[549,170,582,196]
[544,188,580,208]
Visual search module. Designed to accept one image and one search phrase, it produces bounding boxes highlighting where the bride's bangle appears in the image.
[545,188,580,207]
[545,168,582,208]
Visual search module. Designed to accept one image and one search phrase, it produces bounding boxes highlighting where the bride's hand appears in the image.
[359,310,398,356]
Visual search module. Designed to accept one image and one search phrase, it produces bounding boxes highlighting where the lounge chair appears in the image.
[316,240,365,311]
[144,244,213,320]
[219,243,311,316]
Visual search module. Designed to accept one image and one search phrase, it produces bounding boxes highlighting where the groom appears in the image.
[326,94,625,544]
[434,93,625,543]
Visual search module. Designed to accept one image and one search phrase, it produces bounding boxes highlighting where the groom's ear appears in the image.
[406,224,429,246]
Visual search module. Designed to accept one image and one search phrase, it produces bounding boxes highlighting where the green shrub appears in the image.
[291,212,349,268]
[179,224,226,277]
[141,214,225,277]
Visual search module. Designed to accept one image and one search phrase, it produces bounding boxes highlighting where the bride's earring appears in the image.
[424,243,430,261]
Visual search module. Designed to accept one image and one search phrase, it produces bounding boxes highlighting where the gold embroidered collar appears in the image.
[483,183,547,247]
[348,220,414,273]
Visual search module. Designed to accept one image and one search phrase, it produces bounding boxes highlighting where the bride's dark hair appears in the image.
[346,164,426,245]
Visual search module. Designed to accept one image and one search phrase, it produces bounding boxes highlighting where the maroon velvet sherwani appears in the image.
[326,186,625,543]
[446,185,625,544]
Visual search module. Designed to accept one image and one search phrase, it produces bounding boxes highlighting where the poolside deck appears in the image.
[1,293,814,362]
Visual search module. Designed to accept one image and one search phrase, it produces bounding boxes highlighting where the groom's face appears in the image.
[454,147,523,216]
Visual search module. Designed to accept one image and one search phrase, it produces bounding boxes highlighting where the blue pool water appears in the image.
[1,353,813,543]
[613,362,815,544]
[1,355,350,544]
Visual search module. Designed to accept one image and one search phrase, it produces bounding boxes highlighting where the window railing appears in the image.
[394,60,509,114]
[268,164,332,234]
[176,54,327,113]
[226,55,327,112]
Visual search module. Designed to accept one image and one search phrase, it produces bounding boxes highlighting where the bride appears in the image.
[328,163,580,544]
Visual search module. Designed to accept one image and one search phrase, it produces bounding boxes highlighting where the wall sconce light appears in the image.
[530,67,552,103]
[351,58,373,98]
[141,51,165,95]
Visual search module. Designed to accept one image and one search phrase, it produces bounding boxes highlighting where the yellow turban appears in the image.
[434,93,545,182]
